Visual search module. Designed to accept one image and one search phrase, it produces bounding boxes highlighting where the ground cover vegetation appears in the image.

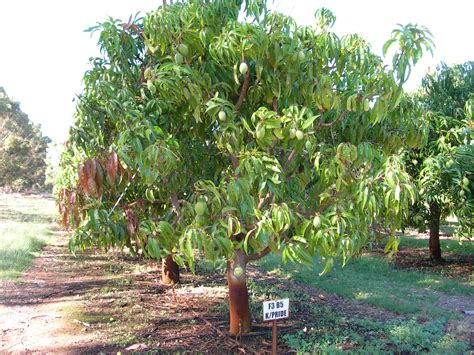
[0,194,56,279]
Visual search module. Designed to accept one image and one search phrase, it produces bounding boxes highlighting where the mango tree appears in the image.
[56,0,434,334]
[405,62,473,261]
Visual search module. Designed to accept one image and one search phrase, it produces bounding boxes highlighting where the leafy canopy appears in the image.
[57,0,434,272]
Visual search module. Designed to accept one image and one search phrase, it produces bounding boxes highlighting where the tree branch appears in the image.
[229,61,251,170]
[165,176,181,222]
[283,148,297,171]
[272,96,278,112]
[303,189,339,218]
[230,155,239,170]
[234,62,250,111]
[314,110,349,131]
[257,191,272,210]
[170,193,181,221]
[246,246,271,262]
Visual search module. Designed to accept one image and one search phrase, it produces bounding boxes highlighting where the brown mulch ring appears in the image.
[367,233,473,281]
[1,233,412,354]
[390,248,473,280]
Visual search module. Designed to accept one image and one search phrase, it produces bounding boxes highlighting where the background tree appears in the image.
[0,87,50,192]
[56,0,433,334]
[405,62,473,262]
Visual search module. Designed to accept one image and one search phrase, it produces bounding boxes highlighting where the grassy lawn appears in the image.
[259,253,472,315]
[255,239,473,353]
[0,194,57,279]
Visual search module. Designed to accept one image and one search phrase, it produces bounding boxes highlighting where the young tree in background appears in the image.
[405,62,473,262]
[0,87,49,192]
[57,0,434,334]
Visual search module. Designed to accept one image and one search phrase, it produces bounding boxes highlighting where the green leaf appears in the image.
[395,184,401,202]
[319,258,334,276]
[301,114,320,130]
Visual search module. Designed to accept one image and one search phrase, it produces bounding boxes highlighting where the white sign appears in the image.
[263,298,290,321]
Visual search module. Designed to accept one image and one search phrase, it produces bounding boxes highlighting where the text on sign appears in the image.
[263,298,290,321]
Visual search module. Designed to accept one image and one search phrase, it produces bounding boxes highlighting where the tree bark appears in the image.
[428,203,442,262]
[227,250,252,335]
[162,254,180,284]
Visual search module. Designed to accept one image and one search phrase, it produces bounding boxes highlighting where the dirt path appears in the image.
[0,232,116,354]
[0,232,270,353]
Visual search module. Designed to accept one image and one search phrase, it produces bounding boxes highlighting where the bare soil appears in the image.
[0,232,119,354]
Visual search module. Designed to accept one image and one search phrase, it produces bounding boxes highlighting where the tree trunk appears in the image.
[428,203,442,262]
[162,254,180,284]
[227,250,252,335]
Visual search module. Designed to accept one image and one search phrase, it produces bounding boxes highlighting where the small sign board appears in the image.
[263,298,290,321]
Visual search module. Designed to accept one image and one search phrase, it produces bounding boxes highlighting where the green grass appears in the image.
[244,277,470,354]
[257,252,472,317]
[398,235,474,255]
[0,194,56,279]
[254,247,472,353]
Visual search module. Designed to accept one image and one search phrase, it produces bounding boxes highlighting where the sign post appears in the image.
[263,298,289,355]
[272,319,277,354]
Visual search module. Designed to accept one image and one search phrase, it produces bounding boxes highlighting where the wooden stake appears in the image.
[272,320,277,355]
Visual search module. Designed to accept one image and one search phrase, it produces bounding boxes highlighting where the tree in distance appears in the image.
[404,61,473,262]
[0,87,49,192]
[56,0,434,334]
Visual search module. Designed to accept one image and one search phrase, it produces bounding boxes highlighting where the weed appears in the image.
[113,277,133,286]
